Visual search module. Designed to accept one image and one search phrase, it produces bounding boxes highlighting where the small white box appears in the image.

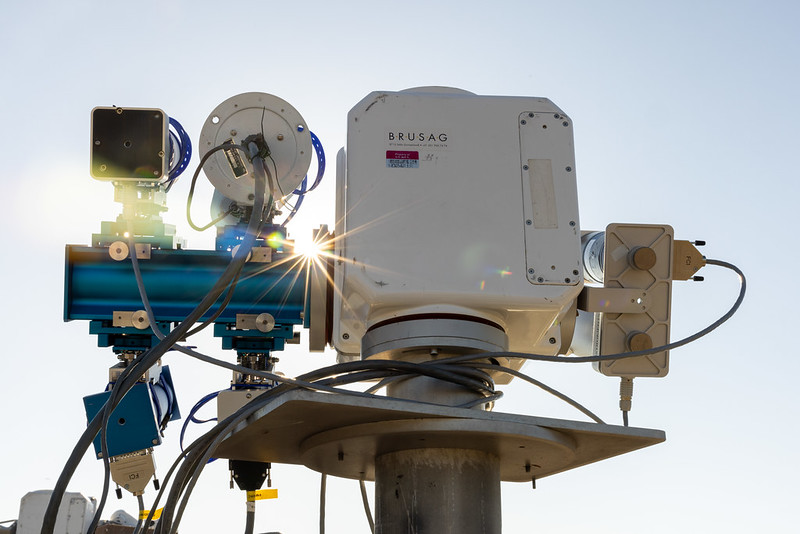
[17,490,95,534]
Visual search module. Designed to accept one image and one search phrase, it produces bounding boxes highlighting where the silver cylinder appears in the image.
[375,448,501,534]
[581,231,605,284]
[387,374,490,409]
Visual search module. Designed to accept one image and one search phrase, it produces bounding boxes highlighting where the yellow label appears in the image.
[139,508,163,520]
[246,489,278,501]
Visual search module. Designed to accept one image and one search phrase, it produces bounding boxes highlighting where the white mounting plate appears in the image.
[214,389,665,482]
[199,92,312,205]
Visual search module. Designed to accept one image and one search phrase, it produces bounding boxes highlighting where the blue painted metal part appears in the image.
[89,320,172,350]
[214,323,294,353]
[83,366,180,457]
[64,246,308,324]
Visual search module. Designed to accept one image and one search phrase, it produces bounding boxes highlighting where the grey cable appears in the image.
[465,362,605,423]
[432,259,746,367]
[45,143,266,534]
[132,494,145,534]
[359,480,375,534]
[244,509,255,534]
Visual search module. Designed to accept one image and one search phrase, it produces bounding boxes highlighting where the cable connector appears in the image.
[673,240,707,281]
[620,377,634,426]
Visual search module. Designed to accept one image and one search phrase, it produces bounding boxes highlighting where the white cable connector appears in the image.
[620,377,634,426]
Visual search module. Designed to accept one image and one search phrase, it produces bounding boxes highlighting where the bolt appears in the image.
[152,439,159,445]
[246,393,252,399]
[562,121,569,127]
[94,140,101,145]
[537,277,544,283]
[343,333,350,340]
[523,164,529,170]
[572,269,580,276]
[553,113,560,119]
[100,164,107,171]
[520,119,527,125]
[158,150,165,157]
[277,134,284,141]
[564,278,571,283]
[549,337,557,344]
[565,166,572,172]
[569,220,576,227]
[116,107,123,114]
[230,129,237,136]
[528,268,535,274]
[526,219,532,225]
[528,112,534,118]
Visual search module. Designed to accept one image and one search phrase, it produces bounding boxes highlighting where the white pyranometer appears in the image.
[199,92,312,205]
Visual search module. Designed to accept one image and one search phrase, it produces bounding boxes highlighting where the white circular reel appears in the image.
[199,92,312,206]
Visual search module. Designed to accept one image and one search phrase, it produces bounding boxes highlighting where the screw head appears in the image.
[523,164,529,170]
[528,268,535,274]
[565,166,572,172]
[520,119,527,125]
[342,333,350,340]
[526,219,532,225]
[549,337,557,344]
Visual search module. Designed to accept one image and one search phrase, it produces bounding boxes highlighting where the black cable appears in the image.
[320,473,327,534]
[111,258,747,532]
[186,144,245,232]
[184,262,245,337]
[43,144,266,534]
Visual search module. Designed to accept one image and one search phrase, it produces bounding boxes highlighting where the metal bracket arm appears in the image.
[577,286,650,313]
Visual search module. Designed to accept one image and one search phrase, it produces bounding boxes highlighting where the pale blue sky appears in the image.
[1,1,798,532]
